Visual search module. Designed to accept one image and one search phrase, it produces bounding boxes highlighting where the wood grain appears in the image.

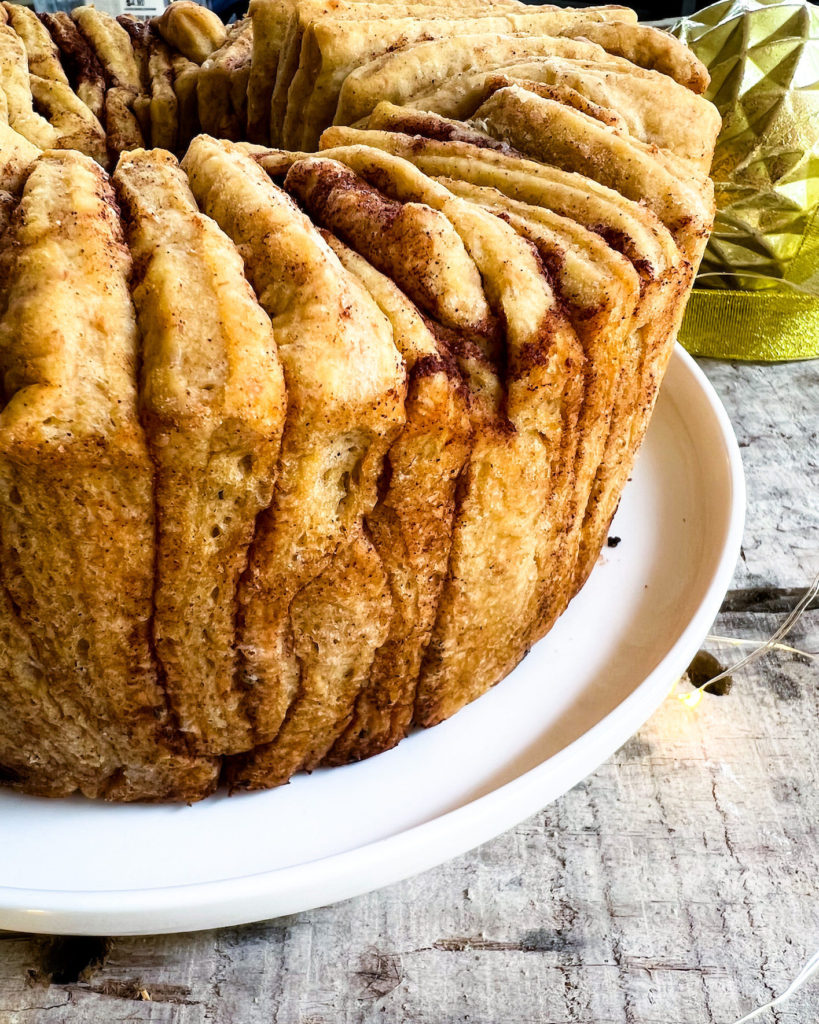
[1,357,817,1024]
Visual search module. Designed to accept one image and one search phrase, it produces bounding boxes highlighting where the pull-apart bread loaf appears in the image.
[0,0,719,798]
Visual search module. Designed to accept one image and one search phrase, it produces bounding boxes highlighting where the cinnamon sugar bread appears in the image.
[0,1,718,798]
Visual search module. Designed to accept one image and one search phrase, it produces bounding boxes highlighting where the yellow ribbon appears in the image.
[681,200,819,361]
[673,0,819,361]
[679,289,819,361]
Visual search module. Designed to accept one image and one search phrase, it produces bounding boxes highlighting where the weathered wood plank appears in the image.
[1,358,816,1024]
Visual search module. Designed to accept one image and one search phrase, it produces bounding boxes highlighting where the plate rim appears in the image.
[0,346,746,936]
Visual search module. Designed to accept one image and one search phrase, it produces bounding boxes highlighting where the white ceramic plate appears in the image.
[0,347,745,937]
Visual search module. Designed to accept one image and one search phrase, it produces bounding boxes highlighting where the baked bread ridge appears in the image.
[371,61,719,172]
[113,147,287,757]
[316,225,473,762]
[29,73,107,166]
[0,22,58,147]
[181,136,406,788]
[70,5,147,159]
[469,84,715,265]
[0,149,218,800]
[2,2,68,87]
[557,20,709,93]
[246,0,522,147]
[197,17,253,142]
[38,11,106,121]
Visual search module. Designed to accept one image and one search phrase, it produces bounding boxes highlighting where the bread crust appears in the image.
[335,32,623,129]
[29,73,107,166]
[38,11,105,120]
[0,150,217,800]
[314,227,472,761]
[318,129,692,660]
[2,2,68,86]
[182,137,405,786]
[559,21,709,94]
[114,148,287,756]
[197,18,253,142]
[296,142,586,722]
[155,0,226,65]
[0,23,57,147]
[289,8,636,149]
[470,84,715,265]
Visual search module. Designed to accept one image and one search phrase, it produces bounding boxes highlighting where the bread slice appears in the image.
[114,148,287,756]
[559,21,709,93]
[2,2,68,86]
[0,150,217,800]
[270,179,471,758]
[155,0,227,65]
[289,7,636,149]
[71,5,142,94]
[445,63,721,172]
[29,74,107,166]
[247,0,509,145]
[0,24,58,147]
[146,36,178,151]
[103,84,145,160]
[0,117,39,192]
[70,6,147,158]
[181,137,405,785]
[438,175,640,636]
[246,0,294,145]
[39,11,105,120]
[197,18,253,142]
[335,33,628,129]
[171,52,200,149]
[261,150,497,345]
[116,14,152,139]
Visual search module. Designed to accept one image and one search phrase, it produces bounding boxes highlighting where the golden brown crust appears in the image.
[294,142,586,722]
[182,137,406,786]
[0,117,39,192]
[114,147,286,757]
[335,32,624,130]
[39,11,106,120]
[171,51,200,148]
[0,150,217,800]
[0,23,58,147]
[197,17,253,142]
[470,84,714,264]
[147,36,178,151]
[316,231,472,762]
[317,130,693,669]
[2,2,68,86]
[156,0,227,65]
[72,5,141,93]
[560,21,709,93]
[290,8,635,150]
[29,73,108,166]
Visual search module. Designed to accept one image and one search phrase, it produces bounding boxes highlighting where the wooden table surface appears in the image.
[1,357,817,1024]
